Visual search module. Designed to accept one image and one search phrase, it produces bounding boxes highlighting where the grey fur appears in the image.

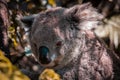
[28,3,120,80]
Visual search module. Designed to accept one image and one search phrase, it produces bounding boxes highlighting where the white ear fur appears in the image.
[69,3,103,20]
[65,3,104,30]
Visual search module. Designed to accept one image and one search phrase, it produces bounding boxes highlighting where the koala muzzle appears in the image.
[39,46,51,64]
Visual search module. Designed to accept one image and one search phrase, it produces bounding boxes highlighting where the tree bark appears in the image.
[0,0,10,59]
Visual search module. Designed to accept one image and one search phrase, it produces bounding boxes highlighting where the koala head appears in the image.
[23,3,103,69]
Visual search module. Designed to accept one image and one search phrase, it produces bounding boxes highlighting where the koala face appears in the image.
[29,3,103,69]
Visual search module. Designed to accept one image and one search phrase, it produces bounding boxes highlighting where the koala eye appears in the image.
[56,41,62,47]
[39,46,51,64]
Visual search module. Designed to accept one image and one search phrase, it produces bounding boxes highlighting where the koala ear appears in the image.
[67,2,104,21]
[21,14,38,28]
[66,2,103,30]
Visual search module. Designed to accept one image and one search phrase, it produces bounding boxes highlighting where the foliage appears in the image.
[39,69,61,80]
[0,50,61,80]
[0,50,30,80]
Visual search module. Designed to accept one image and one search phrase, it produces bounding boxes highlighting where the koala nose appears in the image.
[39,46,51,64]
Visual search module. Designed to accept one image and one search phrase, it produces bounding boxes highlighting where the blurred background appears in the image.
[0,0,120,79]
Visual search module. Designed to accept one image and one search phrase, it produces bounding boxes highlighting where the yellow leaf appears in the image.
[39,69,60,80]
[12,38,18,47]
[0,51,30,80]
[27,2,35,9]
[0,51,13,76]
[0,73,9,80]
[48,0,56,7]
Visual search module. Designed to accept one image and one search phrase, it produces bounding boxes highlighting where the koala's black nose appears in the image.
[39,46,51,64]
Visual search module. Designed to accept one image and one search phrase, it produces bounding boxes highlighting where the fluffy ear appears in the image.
[21,14,38,28]
[66,3,104,30]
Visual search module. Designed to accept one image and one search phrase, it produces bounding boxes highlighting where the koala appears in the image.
[22,3,120,80]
